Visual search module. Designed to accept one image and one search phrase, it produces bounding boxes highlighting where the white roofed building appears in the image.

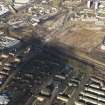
[0,94,10,105]
[14,0,30,4]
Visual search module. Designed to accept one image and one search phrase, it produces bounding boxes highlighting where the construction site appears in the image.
[0,0,105,105]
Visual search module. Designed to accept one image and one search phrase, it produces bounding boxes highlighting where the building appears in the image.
[87,0,100,10]
[14,0,30,4]
[101,37,105,50]
[0,36,21,53]
[0,94,10,105]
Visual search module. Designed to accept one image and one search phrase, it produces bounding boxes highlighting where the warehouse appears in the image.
[14,0,30,4]
[80,91,105,103]
[0,36,21,53]
[76,75,105,105]
[85,86,105,96]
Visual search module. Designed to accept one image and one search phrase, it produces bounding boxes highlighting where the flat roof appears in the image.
[15,0,30,4]
[0,94,10,105]
[0,36,20,50]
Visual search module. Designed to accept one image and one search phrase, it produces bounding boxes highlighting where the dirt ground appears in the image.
[55,28,105,53]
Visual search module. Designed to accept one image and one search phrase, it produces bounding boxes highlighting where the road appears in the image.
[67,74,89,105]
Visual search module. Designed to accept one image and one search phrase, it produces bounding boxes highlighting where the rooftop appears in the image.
[0,36,20,50]
[14,0,30,4]
[0,94,10,105]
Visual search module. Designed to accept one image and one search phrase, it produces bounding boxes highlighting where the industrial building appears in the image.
[14,0,30,4]
[75,76,105,105]
[87,0,100,10]
[0,36,21,53]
